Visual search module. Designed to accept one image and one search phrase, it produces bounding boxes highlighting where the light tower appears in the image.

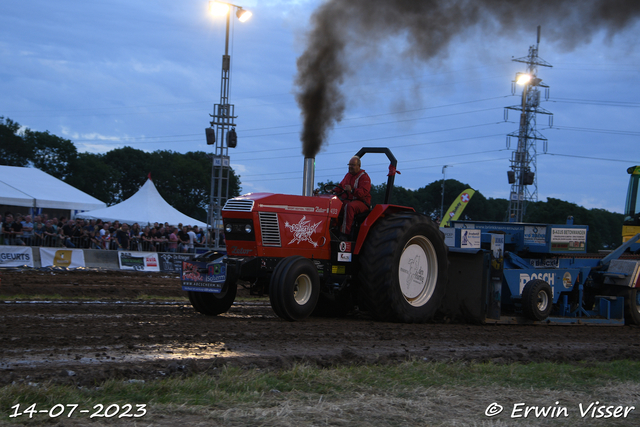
[504,26,553,222]
[206,1,252,249]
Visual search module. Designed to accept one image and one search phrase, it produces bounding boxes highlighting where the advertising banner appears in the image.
[39,247,85,268]
[441,189,475,227]
[550,227,587,252]
[158,253,194,273]
[117,251,160,271]
[0,246,35,268]
[181,259,226,293]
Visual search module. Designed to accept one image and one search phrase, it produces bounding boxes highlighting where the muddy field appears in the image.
[1,269,640,387]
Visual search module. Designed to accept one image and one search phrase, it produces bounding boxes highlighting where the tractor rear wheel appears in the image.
[521,279,552,321]
[269,256,320,321]
[624,288,640,325]
[358,212,448,323]
[187,278,237,316]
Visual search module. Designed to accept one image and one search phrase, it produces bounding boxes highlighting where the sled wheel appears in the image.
[358,212,448,323]
[187,278,237,316]
[521,279,552,321]
[269,256,320,321]
[624,288,640,325]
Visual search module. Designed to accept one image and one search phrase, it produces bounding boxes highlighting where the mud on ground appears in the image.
[1,269,640,387]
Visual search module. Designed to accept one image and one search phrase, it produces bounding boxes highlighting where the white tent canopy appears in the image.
[0,165,106,211]
[76,178,207,228]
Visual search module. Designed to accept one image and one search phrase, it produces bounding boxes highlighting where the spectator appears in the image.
[167,226,179,252]
[3,214,25,246]
[102,230,112,250]
[74,219,89,248]
[140,226,154,251]
[178,225,190,252]
[33,215,43,232]
[187,226,197,253]
[130,223,141,251]
[99,223,109,241]
[21,215,34,246]
[43,220,58,247]
[90,229,102,249]
[193,226,203,246]
[115,223,131,250]
[60,219,77,248]
[155,226,168,252]
[33,222,45,246]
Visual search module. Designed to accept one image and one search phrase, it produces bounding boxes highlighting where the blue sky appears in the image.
[1,0,639,215]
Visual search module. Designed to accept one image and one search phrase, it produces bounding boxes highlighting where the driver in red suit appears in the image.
[335,156,371,239]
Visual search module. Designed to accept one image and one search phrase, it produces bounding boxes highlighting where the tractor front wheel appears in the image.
[187,278,237,316]
[358,212,448,323]
[269,256,320,321]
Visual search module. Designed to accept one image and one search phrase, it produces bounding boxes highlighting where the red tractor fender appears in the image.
[354,204,415,254]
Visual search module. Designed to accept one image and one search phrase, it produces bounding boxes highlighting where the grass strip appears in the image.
[2,360,640,426]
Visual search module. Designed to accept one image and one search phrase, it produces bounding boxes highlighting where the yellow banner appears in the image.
[441,189,475,227]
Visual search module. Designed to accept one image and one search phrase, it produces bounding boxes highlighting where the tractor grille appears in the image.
[259,212,281,247]
[223,199,254,212]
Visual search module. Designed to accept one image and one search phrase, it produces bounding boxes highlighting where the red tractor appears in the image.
[185,148,449,322]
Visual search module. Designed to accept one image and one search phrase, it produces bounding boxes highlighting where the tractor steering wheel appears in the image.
[323,183,345,197]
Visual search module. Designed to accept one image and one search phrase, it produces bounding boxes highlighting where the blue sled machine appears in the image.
[439,220,640,325]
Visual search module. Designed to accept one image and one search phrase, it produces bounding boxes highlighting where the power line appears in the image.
[551,98,640,108]
[70,96,509,143]
[240,107,504,140]
[542,152,640,163]
[548,126,640,136]
[233,123,506,162]
[240,149,509,178]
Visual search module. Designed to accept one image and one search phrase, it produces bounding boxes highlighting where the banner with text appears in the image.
[0,246,35,268]
[118,251,160,271]
[39,248,86,268]
[158,253,195,273]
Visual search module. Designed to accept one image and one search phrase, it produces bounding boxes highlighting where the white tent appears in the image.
[76,178,207,228]
[0,165,106,211]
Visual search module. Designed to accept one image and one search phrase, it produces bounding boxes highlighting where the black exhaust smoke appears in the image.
[295,0,640,158]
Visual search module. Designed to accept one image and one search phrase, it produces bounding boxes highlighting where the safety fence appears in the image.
[0,245,200,273]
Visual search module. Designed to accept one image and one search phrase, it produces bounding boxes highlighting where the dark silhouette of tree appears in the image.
[0,117,33,167]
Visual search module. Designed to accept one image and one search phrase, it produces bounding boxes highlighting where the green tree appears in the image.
[66,152,120,205]
[525,198,624,252]
[23,129,78,180]
[102,146,150,202]
[0,117,33,166]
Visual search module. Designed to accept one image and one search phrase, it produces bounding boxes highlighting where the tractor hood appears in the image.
[223,192,341,216]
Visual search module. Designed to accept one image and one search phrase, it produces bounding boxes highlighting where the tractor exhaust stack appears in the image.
[302,157,315,196]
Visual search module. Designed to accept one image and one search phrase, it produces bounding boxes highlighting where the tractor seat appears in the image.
[353,206,373,227]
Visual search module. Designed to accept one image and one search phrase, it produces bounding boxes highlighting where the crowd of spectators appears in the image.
[0,212,212,253]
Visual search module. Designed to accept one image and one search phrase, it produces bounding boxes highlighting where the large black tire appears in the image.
[358,212,448,323]
[187,278,237,316]
[269,256,320,321]
[624,288,640,325]
[521,279,552,321]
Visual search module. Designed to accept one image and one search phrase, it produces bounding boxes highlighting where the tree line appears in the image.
[0,117,240,222]
[320,178,624,252]
[1,116,624,251]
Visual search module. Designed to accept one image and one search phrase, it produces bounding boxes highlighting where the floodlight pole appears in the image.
[208,2,248,250]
